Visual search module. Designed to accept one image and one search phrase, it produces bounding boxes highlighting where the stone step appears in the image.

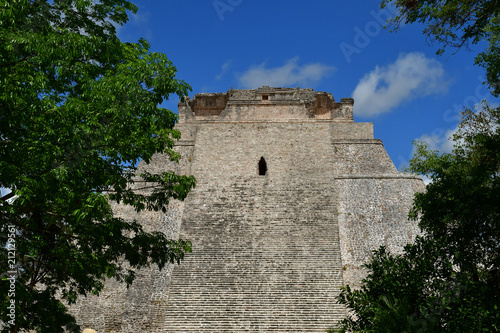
[162,179,344,332]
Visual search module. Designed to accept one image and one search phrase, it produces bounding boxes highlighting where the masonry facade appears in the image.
[71,87,424,332]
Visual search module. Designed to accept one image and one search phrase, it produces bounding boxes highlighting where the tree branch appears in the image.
[0,55,33,68]
[0,191,15,203]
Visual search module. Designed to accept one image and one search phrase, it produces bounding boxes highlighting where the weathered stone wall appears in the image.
[71,87,424,332]
[68,145,193,332]
[67,203,183,332]
[336,176,424,288]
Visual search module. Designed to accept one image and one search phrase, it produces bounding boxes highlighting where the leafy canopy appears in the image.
[332,3,500,331]
[381,0,500,95]
[0,0,195,332]
[332,105,500,332]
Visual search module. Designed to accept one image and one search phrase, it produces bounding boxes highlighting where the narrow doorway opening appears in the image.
[258,157,267,176]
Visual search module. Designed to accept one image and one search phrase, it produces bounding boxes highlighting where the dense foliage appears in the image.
[0,0,195,332]
[381,0,500,95]
[330,2,500,331]
[332,105,500,332]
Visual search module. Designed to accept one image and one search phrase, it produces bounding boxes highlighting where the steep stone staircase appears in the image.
[162,178,345,332]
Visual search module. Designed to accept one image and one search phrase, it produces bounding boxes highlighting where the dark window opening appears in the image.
[262,95,269,100]
[259,157,267,176]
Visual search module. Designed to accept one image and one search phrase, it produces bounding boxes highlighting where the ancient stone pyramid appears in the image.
[72,87,424,332]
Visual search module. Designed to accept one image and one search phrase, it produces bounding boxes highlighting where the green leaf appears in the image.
[0,0,194,331]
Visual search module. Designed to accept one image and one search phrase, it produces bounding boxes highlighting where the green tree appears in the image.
[331,2,500,331]
[0,1,195,332]
[381,0,500,95]
[331,105,500,332]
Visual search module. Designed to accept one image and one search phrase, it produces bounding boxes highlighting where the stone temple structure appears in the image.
[72,87,424,332]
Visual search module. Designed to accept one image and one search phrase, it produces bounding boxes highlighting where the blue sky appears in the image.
[117,0,492,172]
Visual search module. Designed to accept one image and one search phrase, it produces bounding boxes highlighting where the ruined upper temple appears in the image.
[71,87,424,332]
[178,86,354,122]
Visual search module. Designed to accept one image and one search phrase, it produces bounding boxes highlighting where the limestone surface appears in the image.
[70,87,424,332]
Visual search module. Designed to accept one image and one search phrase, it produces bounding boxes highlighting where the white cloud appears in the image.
[237,57,335,89]
[413,101,495,155]
[411,126,458,186]
[216,60,232,80]
[416,127,458,154]
[421,175,433,185]
[353,52,449,117]
[412,101,500,185]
